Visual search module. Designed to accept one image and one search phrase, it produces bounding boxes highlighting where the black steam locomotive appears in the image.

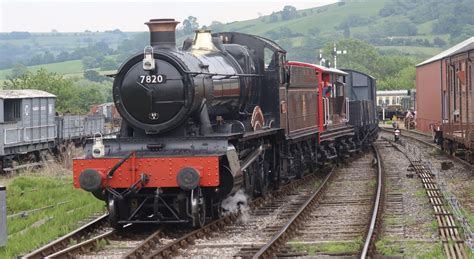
[73,19,378,229]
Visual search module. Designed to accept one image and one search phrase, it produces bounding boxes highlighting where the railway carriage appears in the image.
[435,48,474,162]
[0,90,56,171]
[0,89,108,172]
[72,18,379,229]
[343,69,378,148]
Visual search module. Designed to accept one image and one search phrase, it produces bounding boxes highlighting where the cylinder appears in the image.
[0,186,6,247]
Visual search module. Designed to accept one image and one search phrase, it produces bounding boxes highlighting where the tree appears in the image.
[281,5,298,21]
[381,20,417,36]
[92,41,112,54]
[56,51,70,62]
[182,16,199,35]
[100,58,117,71]
[342,24,351,38]
[42,51,55,64]
[320,39,417,90]
[308,27,321,37]
[9,63,28,79]
[83,69,105,82]
[433,37,446,47]
[269,12,279,23]
[82,56,97,69]
[3,69,75,112]
[209,21,224,32]
[3,68,111,113]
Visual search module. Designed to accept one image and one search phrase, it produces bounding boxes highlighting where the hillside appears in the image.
[206,0,471,63]
[1,0,472,90]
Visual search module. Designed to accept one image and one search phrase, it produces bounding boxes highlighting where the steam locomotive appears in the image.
[73,19,378,229]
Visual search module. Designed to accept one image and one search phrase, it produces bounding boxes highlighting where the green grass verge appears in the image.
[376,238,444,258]
[290,238,363,255]
[0,175,105,258]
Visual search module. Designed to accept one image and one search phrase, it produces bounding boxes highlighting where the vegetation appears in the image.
[0,59,84,80]
[290,238,363,255]
[1,0,473,91]
[0,171,105,258]
[376,238,444,257]
[0,30,132,70]
[320,39,417,90]
[2,69,112,113]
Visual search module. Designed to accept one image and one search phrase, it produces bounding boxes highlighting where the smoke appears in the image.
[221,189,250,223]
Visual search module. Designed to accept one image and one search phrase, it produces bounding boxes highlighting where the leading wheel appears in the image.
[190,187,206,228]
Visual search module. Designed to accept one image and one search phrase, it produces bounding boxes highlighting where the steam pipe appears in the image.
[199,99,213,135]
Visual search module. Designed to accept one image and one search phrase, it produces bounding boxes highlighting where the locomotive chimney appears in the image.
[145,19,179,48]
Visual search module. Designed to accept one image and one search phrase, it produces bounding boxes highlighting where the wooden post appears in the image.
[0,186,6,247]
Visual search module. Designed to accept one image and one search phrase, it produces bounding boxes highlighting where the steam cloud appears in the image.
[221,189,250,223]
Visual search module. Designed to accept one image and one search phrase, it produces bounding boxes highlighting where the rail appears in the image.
[252,167,336,258]
[22,214,108,258]
[144,172,321,259]
[361,144,384,258]
[379,127,473,169]
[389,138,470,258]
[46,230,115,258]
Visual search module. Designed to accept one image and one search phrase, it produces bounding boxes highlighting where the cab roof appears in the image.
[288,61,348,76]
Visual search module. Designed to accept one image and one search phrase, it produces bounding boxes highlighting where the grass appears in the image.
[0,55,119,80]
[290,237,363,255]
[368,179,376,189]
[0,60,84,80]
[377,45,442,57]
[0,167,105,258]
[376,238,444,258]
[415,189,427,198]
[210,0,442,60]
[0,32,137,50]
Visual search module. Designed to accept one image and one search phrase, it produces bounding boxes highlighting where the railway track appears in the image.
[253,148,383,258]
[23,149,384,258]
[171,149,383,258]
[386,136,470,258]
[22,214,110,258]
[380,127,473,169]
[129,171,323,259]
[23,169,323,258]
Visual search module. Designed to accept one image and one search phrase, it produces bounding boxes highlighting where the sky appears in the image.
[0,0,337,32]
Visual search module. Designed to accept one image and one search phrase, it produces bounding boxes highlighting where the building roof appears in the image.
[417,37,474,67]
[0,90,56,99]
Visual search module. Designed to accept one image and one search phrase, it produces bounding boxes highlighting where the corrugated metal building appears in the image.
[416,37,474,133]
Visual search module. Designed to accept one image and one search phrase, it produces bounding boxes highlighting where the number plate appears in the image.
[138,74,166,84]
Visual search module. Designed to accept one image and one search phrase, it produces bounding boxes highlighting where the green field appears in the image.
[1,32,138,53]
[0,169,104,258]
[377,46,442,57]
[206,0,451,61]
[0,60,83,80]
[0,56,119,80]
[220,1,385,36]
